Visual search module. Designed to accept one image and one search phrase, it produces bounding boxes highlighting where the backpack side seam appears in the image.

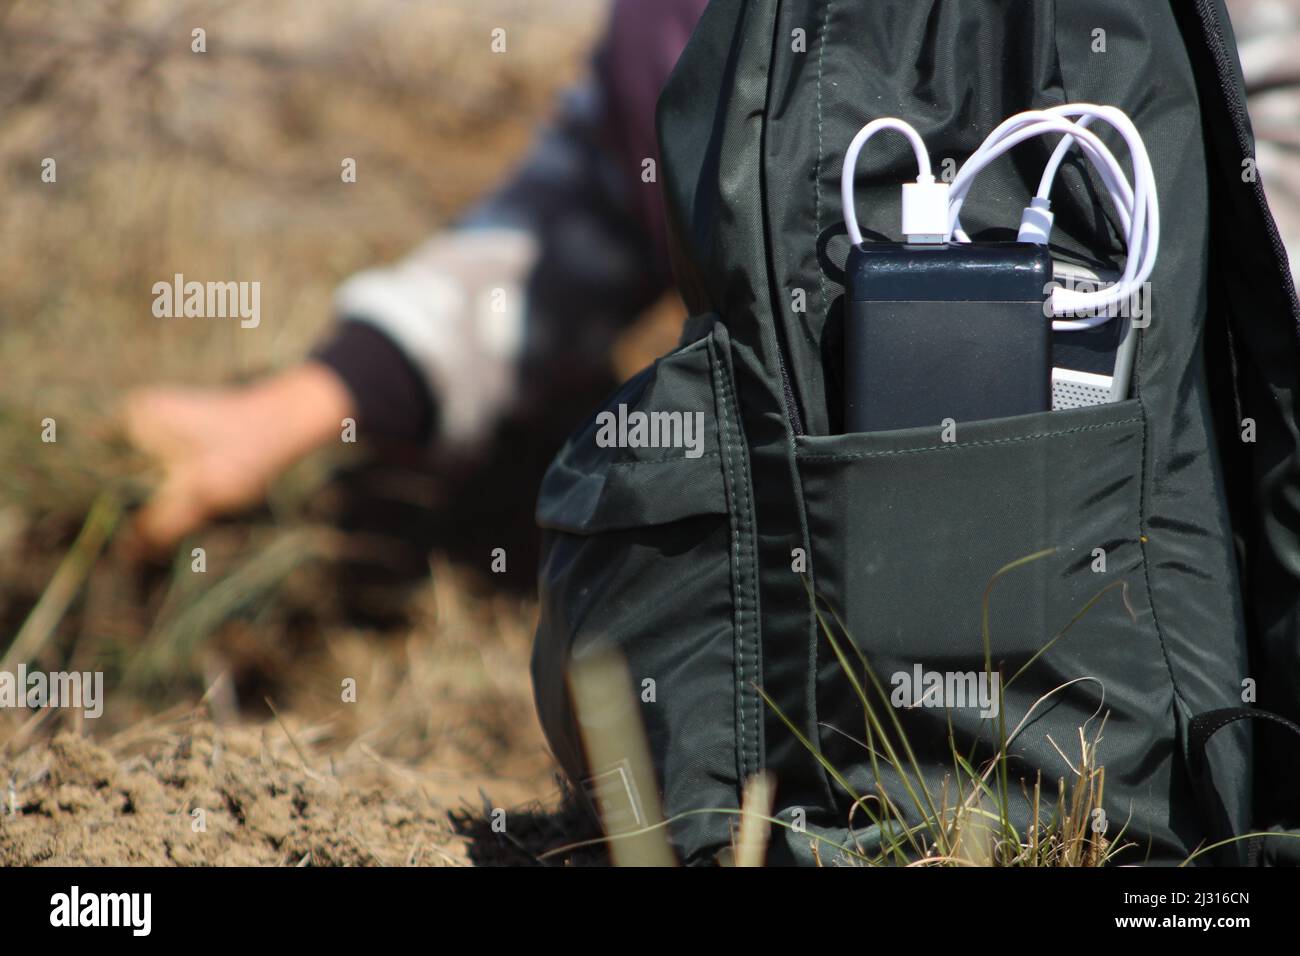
[1135,387,1194,720]
[711,326,764,785]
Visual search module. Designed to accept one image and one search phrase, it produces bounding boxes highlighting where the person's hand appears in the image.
[122,362,356,554]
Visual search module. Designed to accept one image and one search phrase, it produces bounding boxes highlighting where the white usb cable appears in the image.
[947,114,1134,327]
[842,104,1158,332]
[840,118,951,247]
[947,104,1160,328]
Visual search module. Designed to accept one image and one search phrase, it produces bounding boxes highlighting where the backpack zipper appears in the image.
[775,341,806,435]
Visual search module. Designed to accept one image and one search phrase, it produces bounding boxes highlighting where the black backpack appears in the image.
[532,0,1300,865]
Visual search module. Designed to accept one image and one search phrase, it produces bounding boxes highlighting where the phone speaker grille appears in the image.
[1052,374,1113,410]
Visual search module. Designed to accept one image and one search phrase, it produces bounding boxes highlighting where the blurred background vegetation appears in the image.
[0,0,626,864]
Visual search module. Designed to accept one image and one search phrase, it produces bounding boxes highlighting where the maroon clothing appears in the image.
[596,0,711,283]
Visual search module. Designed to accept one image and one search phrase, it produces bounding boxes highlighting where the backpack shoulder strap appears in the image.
[1188,707,1300,865]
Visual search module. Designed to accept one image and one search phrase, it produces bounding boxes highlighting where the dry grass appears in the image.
[0,0,608,864]
[769,557,1132,867]
[0,0,603,507]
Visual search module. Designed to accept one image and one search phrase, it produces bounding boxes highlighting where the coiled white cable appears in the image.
[948,104,1159,328]
[841,104,1159,332]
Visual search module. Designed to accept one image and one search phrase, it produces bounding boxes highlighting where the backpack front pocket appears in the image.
[794,399,1187,859]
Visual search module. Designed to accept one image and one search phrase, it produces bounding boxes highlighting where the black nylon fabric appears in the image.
[533,326,759,861]
[1173,0,1300,841]
[536,346,728,534]
[659,0,834,830]
[771,0,1247,862]
[533,0,1300,865]
[798,398,1197,860]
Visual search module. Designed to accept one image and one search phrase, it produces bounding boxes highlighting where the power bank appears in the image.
[843,242,1053,433]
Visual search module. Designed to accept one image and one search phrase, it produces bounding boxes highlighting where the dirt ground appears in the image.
[1,712,596,867]
[3,718,472,867]
[0,546,618,866]
[0,0,637,866]
[0,553,607,866]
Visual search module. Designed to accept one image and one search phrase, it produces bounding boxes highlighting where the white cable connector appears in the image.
[901,175,951,244]
[1016,196,1055,245]
[841,118,949,246]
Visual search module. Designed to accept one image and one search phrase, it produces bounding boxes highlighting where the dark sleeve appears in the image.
[312,319,436,444]
[594,0,711,281]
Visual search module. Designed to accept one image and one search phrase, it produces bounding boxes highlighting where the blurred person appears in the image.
[124,0,708,551]
[126,0,1300,554]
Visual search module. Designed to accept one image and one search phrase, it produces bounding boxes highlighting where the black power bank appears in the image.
[843,242,1053,432]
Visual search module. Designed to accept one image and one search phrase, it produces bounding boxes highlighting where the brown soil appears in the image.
[3,719,443,866]
[0,0,617,866]
[0,711,601,866]
[0,555,609,866]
